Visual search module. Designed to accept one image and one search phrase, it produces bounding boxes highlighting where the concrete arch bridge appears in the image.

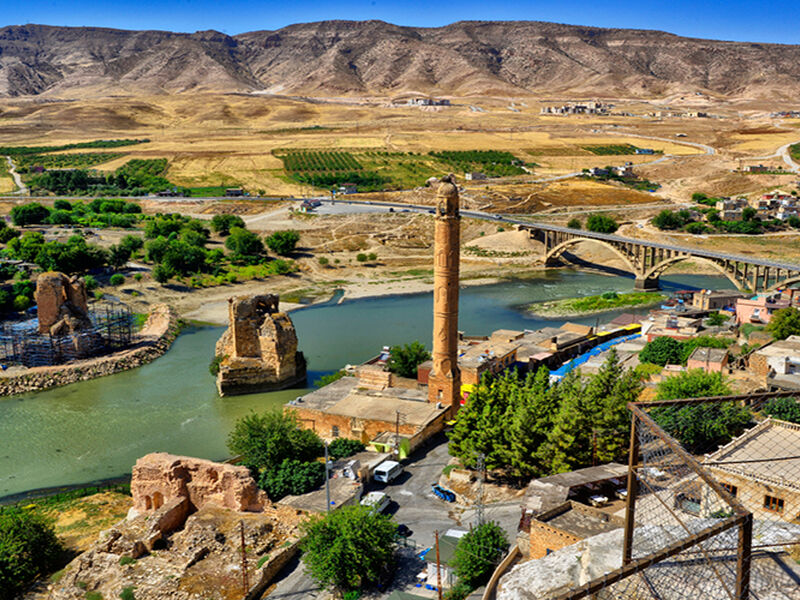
[511,223,800,292]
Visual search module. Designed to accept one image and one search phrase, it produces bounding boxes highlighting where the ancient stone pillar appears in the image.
[427,175,462,413]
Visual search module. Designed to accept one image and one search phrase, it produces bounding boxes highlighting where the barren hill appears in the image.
[1,20,800,99]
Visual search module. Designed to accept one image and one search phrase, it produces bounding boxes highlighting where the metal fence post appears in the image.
[735,512,752,600]
[622,411,639,565]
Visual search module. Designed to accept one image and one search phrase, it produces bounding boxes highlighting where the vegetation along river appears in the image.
[0,270,733,499]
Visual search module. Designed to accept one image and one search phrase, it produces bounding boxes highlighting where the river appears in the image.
[0,270,733,499]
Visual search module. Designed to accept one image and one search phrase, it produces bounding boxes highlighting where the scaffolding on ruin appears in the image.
[546,393,800,600]
[0,303,134,367]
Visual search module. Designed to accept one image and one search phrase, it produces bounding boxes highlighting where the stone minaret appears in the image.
[428,175,461,413]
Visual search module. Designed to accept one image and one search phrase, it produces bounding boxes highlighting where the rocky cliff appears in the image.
[2,21,800,98]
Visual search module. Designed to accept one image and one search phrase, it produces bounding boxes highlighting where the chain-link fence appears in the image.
[546,395,800,600]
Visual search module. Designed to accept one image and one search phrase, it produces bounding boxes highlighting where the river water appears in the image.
[0,270,732,499]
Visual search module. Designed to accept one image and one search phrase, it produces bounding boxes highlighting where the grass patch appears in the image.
[119,555,136,566]
[86,592,103,600]
[257,555,271,569]
[530,291,667,316]
[582,144,661,155]
[186,185,237,197]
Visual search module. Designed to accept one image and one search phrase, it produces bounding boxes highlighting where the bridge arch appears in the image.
[545,237,638,275]
[642,255,748,292]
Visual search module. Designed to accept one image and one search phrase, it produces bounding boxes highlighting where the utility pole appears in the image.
[240,520,249,595]
[476,452,486,527]
[324,440,331,513]
[435,530,443,600]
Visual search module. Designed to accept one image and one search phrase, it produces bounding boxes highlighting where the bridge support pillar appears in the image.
[634,276,660,291]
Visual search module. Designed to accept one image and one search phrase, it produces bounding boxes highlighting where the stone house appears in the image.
[749,336,800,388]
[527,501,625,560]
[700,418,800,523]
[691,289,745,311]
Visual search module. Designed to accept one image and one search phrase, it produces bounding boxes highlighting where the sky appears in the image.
[3,0,800,44]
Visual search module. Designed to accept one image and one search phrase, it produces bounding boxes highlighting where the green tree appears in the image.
[152,264,172,284]
[265,230,301,255]
[0,508,64,600]
[387,341,430,378]
[705,312,729,327]
[586,214,618,234]
[656,369,731,401]
[328,438,366,460]
[651,401,751,454]
[742,206,757,222]
[211,214,246,236]
[10,203,50,226]
[226,227,264,259]
[766,307,800,340]
[53,199,72,211]
[109,273,125,286]
[652,210,685,230]
[301,505,397,594]
[567,218,582,229]
[227,409,323,472]
[119,234,144,255]
[762,397,800,424]
[452,522,508,589]
[639,336,684,366]
[13,295,30,311]
[83,274,98,291]
[258,458,326,500]
[108,244,132,269]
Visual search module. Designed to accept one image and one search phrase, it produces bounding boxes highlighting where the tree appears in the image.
[742,206,757,222]
[652,210,686,230]
[0,508,64,600]
[656,369,732,401]
[387,341,430,378]
[258,458,326,500]
[762,397,800,424]
[119,234,144,255]
[108,244,132,269]
[152,264,172,284]
[639,336,684,366]
[651,400,751,454]
[452,522,508,589]
[301,505,397,594]
[328,438,366,460]
[265,230,301,255]
[567,218,582,229]
[766,307,800,340]
[225,227,264,259]
[227,409,323,472]
[586,214,618,234]
[211,214,246,236]
[10,203,50,226]
[705,312,729,327]
[53,199,72,211]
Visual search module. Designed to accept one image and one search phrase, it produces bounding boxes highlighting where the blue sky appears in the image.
[4,0,800,44]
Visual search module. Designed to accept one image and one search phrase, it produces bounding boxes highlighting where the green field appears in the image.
[0,139,149,156]
[582,144,661,156]
[16,152,123,170]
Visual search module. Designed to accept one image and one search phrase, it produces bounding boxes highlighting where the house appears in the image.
[700,418,800,522]
[521,463,628,517]
[691,289,745,311]
[299,199,322,213]
[613,165,634,177]
[735,295,790,325]
[424,531,468,588]
[588,167,609,177]
[749,335,800,386]
[686,347,729,373]
[224,188,244,197]
[719,209,743,221]
[527,500,625,560]
[339,183,358,194]
[642,315,703,341]
[464,172,487,181]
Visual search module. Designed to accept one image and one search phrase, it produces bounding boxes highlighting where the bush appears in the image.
[118,556,136,566]
[444,582,472,600]
[109,273,125,286]
[328,438,366,460]
[211,214,246,236]
[152,264,172,284]
[209,354,225,376]
[452,521,508,589]
[53,199,72,211]
[258,458,326,500]
[586,214,618,234]
[119,587,136,600]
[762,397,800,423]
[639,337,684,366]
[766,307,800,340]
[356,253,368,263]
[318,257,330,266]
[567,218,581,229]
[0,508,65,600]
[13,295,30,311]
[83,275,98,291]
[11,202,50,226]
[314,370,347,388]
[265,230,301,255]
[0,227,20,244]
[388,341,430,379]
[651,396,752,454]
[226,227,264,259]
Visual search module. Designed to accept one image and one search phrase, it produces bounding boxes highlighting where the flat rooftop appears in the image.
[540,503,623,539]
[534,463,628,490]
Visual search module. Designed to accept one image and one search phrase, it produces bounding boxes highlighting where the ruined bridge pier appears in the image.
[520,225,800,293]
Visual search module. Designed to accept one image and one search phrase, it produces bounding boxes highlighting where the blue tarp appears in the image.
[549,333,642,381]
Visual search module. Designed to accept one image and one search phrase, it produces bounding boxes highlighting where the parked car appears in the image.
[361,491,391,513]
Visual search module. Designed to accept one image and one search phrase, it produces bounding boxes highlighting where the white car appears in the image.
[360,491,391,513]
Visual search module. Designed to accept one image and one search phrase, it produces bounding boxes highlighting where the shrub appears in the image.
[0,508,65,600]
[318,257,330,266]
[152,264,172,284]
[586,214,618,234]
[53,199,72,211]
[452,521,508,589]
[356,253,368,263]
[567,218,581,229]
[83,274,98,291]
[314,370,347,388]
[13,295,30,311]
[211,214,246,236]
[119,587,136,600]
[209,354,225,376]
[258,458,326,500]
[11,202,50,226]
[109,273,125,286]
[94,290,104,301]
[133,273,143,282]
[328,438,365,460]
[762,397,800,423]
[367,253,377,261]
[118,556,136,566]
[226,227,264,259]
[265,230,301,255]
[639,337,684,366]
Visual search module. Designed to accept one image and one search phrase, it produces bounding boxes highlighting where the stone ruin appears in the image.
[35,271,91,335]
[214,293,307,396]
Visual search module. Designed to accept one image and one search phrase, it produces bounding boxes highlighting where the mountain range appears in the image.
[1,20,799,99]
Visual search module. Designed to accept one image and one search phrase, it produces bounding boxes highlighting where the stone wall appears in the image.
[35,271,90,335]
[131,452,268,513]
[0,304,181,397]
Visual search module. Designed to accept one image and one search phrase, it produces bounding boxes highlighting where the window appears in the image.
[331,425,339,438]
[764,495,784,513]
[722,483,738,498]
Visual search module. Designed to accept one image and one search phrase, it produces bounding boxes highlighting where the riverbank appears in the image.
[0,304,182,397]
[527,291,668,318]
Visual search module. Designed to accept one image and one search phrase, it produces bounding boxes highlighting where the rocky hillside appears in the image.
[1,20,800,98]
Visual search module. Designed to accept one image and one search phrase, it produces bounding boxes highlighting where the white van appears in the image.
[360,491,391,513]
[373,460,404,483]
